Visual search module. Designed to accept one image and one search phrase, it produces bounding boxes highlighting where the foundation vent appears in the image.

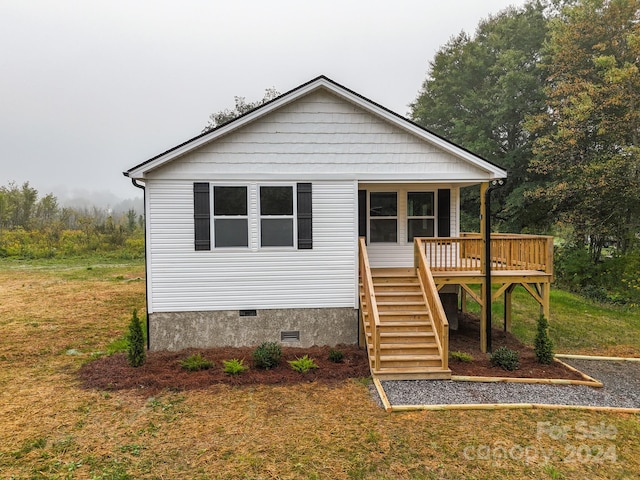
[280,330,300,342]
[239,310,257,317]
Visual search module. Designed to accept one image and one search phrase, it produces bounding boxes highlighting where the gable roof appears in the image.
[124,75,507,179]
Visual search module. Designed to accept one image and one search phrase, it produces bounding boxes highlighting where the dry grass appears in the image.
[1,259,639,479]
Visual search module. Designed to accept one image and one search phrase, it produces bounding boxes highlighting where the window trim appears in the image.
[212,184,249,249]
[368,191,398,244]
[258,183,297,249]
[407,191,436,242]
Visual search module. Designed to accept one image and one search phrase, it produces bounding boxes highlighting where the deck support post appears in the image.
[542,282,550,320]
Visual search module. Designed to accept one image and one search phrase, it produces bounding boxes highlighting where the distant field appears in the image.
[1,258,639,479]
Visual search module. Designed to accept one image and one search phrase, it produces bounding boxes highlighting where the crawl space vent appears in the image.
[239,310,257,317]
[280,330,300,342]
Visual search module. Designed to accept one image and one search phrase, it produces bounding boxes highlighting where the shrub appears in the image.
[252,342,282,369]
[328,349,344,363]
[222,358,248,375]
[127,309,145,367]
[489,346,519,371]
[288,355,319,373]
[450,351,473,363]
[180,353,214,371]
[534,315,554,365]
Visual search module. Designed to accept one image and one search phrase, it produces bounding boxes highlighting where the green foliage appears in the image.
[0,181,145,260]
[203,87,280,133]
[534,315,554,365]
[489,346,520,371]
[180,353,214,371]
[410,2,550,233]
[450,351,474,363]
[529,0,640,255]
[288,355,319,373]
[252,341,282,369]
[222,358,248,375]
[126,309,146,367]
[555,243,640,305]
[328,348,344,363]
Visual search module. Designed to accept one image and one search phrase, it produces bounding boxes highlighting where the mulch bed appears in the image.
[448,313,585,380]
[79,315,584,394]
[78,345,370,394]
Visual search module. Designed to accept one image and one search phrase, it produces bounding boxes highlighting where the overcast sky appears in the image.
[1,0,527,203]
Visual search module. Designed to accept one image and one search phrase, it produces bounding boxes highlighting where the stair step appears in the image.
[371,267,416,275]
[380,332,436,342]
[373,368,452,381]
[365,310,430,317]
[371,355,443,368]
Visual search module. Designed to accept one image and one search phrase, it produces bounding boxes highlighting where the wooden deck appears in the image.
[359,234,554,380]
[417,235,553,352]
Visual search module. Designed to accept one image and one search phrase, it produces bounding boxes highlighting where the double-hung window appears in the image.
[369,192,397,243]
[407,191,435,241]
[194,182,312,251]
[260,186,294,247]
[213,186,248,247]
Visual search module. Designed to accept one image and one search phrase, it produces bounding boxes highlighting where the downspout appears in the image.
[129,177,150,350]
[484,178,505,353]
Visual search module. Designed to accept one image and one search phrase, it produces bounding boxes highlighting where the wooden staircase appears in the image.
[360,267,451,380]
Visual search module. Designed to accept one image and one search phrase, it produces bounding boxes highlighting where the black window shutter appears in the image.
[297,183,312,249]
[358,189,367,242]
[194,182,211,250]
[437,189,451,237]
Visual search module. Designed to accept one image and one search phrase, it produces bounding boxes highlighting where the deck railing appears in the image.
[358,237,381,371]
[414,239,449,371]
[417,233,554,275]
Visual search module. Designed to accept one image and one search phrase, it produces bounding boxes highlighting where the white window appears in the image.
[407,191,435,241]
[213,186,248,247]
[259,185,294,247]
[369,192,397,243]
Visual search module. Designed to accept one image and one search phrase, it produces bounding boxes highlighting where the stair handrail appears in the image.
[414,238,449,371]
[358,237,381,371]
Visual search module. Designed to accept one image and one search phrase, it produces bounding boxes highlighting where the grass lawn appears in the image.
[1,258,639,479]
[465,285,640,357]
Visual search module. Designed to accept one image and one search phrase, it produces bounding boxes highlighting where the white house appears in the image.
[124,75,507,352]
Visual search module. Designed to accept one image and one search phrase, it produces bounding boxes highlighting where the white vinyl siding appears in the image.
[145,179,356,313]
[145,90,494,183]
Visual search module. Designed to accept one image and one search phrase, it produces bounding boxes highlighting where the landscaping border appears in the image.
[450,358,602,387]
[372,355,640,413]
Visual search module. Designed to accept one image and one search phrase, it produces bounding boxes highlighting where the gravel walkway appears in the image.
[378,358,640,409]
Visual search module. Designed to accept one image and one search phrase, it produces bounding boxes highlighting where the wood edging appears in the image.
[450,357,603,387]
[389,403,640,413]
[451,375,602,387]
[555,353,640,362]
[372,376,393,412]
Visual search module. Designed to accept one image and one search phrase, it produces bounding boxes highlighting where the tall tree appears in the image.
[529,0,640,259]
[202,87,280,133]
[410,1,550,232]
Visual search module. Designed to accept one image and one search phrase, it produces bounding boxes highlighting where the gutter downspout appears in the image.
[484,178,505,354]
[129,176,150,350]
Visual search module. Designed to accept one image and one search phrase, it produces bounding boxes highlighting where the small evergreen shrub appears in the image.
[450,351,474,363]
[288,355,319,373]
[127,309,146,367]
[328,348,344,363]
[534,315,554,365]
[252,341,282,369]
[489,346,520,371]
[180,353,214,371]
[222,358,248,375]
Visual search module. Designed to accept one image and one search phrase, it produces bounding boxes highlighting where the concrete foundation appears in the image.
[149,307,359,351]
